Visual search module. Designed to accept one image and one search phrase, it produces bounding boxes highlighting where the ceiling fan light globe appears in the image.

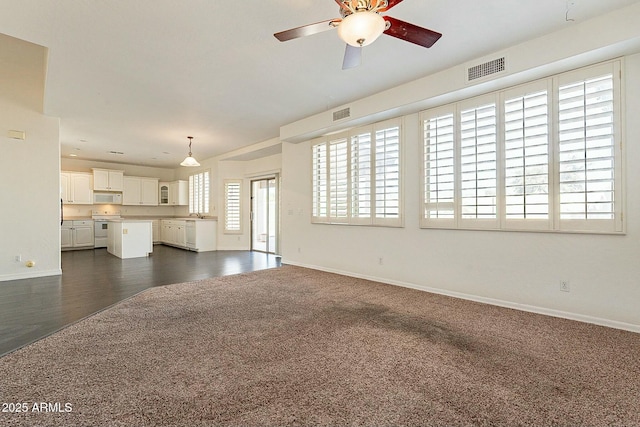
[180,156,200,167]
[337,11,386,47]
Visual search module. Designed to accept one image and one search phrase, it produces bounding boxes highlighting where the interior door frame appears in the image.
[250,173,280,255]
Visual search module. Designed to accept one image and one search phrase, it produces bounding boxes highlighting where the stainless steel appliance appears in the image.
[92,209,121,248]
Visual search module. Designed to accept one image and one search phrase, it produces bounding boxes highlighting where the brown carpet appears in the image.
[1,265,639,427]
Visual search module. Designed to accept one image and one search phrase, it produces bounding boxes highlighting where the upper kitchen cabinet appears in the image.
[92,168,124,191]
[123,176,159,206]
[159,180,188,206]
[60,172,93,204]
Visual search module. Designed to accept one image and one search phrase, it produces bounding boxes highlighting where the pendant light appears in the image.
[180,136,200,167]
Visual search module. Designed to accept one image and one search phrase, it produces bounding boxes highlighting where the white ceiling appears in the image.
[1,0,638,168]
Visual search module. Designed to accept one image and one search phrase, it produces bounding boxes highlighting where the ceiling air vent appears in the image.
[333,107,351,122]
[466,57,506,82]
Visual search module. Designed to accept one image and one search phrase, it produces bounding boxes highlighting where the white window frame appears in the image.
[311,118,403,227]
[420,59,623,234]
[224,179,242,234]
[188,170,210,215]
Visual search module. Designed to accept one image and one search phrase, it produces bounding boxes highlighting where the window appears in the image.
[188,170,210,215]
[557,69,619,231]
[351,131,372,221]
[224,180,242,233]
[329,136,348,219]
[374,126,401,221]
[504,84,550,225]
[312,143,328,219]
[421,60,623,234]
[311,118,403,227]
[423,109,455,226]
[459,97,498,228]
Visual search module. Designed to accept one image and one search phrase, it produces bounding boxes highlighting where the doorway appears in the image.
[251,176,278,254]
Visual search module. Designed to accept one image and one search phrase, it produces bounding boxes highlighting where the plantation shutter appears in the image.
[557,63,620,232]
[311,142,328,221]
[188,171,210,215]
[374,121,401,225]
[329,136,348,222]
[459,97,498,228]
[503,82,551,230]
[350,130,372,222]
[224,180,241,233]
[421,108,456,227]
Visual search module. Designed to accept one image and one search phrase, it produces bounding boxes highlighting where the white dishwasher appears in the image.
[185,220,196,250]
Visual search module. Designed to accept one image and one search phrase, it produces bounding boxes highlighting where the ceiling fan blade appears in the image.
[334,0,350,11]
[342,44,362,69]
[379,0,404,12]
[274,19,340,42]
[383,16,442,48]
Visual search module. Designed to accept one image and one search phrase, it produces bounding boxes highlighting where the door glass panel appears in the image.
[268,179,276,253]
[251,178,277,254]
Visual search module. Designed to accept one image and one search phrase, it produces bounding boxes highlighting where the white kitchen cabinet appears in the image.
[170,181,188,205]
[123,176,159,206]
[159,182,170,205]
[61,220,94,250]
[185,219,217,252]
[61,172,93,205]
[107,219,153,259]
[159,180,188,206]
[152,220,160,243]
[160,220,186,248]
[92,168,124,191]
[160,219,216,252]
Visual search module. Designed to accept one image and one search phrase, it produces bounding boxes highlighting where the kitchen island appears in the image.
[107,219,153,259]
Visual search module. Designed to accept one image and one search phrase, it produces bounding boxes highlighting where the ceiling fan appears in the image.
[274,0,442,69]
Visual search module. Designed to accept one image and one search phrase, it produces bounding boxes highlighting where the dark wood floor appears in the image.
[0,246,281,357]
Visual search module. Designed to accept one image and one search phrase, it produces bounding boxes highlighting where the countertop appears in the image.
[63,216,219,221]
[108,218,154,223]
[123,216,218,221]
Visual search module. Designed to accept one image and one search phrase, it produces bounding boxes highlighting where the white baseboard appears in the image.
[0,269,62,282]
[281,259,640,334]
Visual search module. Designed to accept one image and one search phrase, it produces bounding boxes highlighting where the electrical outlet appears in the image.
[15,255,21,262]
[560,280,570,292]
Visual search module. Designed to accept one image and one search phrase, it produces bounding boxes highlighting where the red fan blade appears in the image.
[383,16,442,48]
[379,0,404,12]
[342,44,362,69]
[274,19,340,42]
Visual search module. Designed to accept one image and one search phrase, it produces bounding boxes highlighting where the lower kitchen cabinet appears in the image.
[61,220,94,250]
[152,220,160,243]
[160,219,216,252]
[185,220,216,252]
[161,220,186,248]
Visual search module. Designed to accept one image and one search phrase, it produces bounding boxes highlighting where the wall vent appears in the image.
[333,107,351,122]
[466,57,506,82]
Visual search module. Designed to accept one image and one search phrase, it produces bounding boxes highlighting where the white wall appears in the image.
[216,153,282,251]
[280,7,640,331]
[0,35,60,281]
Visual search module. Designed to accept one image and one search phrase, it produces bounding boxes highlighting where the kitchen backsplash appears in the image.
[63,204,186,218]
